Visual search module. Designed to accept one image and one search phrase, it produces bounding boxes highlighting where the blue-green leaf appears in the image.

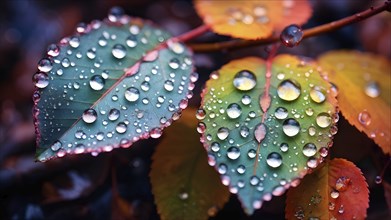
[34,14,196,161]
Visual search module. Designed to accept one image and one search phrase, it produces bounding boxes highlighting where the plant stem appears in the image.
[188,1,391,53]
[172,24,210,43]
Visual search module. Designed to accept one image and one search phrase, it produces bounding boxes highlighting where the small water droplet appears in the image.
[210,142,220,152]
[168,58,180,69]
[316,113,332,128]
[37,58,53,72]
[98,36,108,46]
[274,107,288,119]
[69,36,80,48]
[217,127,229,140]
[335,176,351,191]
[164,80,174,91]
[302,143,317,157]
[328,202,335,211]
[241,95,252,105]
[89,75,105,90]
[82,109,97,123]
[375,175,382,184]
[240,126,250,138]
[111,44,127,59]
[51,141,62,151]
[33,72,49,88]
[307,157,318,168]
[282,118,300,137]
[365,81,380,98]
[61,57,70,68]
[338,205,344,214]
[116,122,127,133]
[310,86,326,103]
[247,149,257,159]
[108,108,120,121]
[47,44,60,57]
[196,108,206,120]
[237,165,246,174]
[266,152,282,168]
[125,87,140,102]
[305,107,314,116]
[227,146,240,160]
[280,24,303,47]
[178,191,189,200]
[86,48,96,59]
[226,103,242,119]
[358,110,371,126]
[150,128,162,138]
[280,143,289,152]
[125,35,138,48]
[233,70,257,91]
[108,6,124,22]
[207,206,218,217]
[277,79,301,101]
[197,122,206,134]
[218,163,227,174]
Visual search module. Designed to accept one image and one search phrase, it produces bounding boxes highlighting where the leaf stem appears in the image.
[188,1,391,52]
[172,24,210,43]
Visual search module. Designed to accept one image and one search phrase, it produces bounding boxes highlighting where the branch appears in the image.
[188,1,391,53]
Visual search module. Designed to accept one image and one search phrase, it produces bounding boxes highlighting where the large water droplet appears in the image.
[37,58,53,72]
[125,87,140,102]
[280,24,303,47]
[217,127,229,140]
[33,72,49,88]
[116,122,127,133]
[47,44,60,57]
[227,146,240,160]
[302,143,317,157]
[274,107,288,119]
[266,152,282,168]
[277,79,301,101]
[112,44,127,59]
[310,86,326,103]
[108,108,120,121]
[282,118,300,137]
[240,126,250,138]
[233,70,257,91]
[358,110,371,126]
[82,109,97,123]
[335,176,351,191]
[89,75,105,90]
[365,81,380,98]
[316,113,332,128]
[226,103,242,119]
[108,6,124,22]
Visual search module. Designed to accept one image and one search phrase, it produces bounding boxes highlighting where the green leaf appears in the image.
[150,108,230,220]
[198,55,338,214]
[33,15,197,161]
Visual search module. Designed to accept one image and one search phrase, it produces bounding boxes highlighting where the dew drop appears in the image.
[164,80,174,91]
[108,108,120,121]
[37,58,53,72]
[86,48,96,59]
[126,35,138,48]
[51,141,62,151]
[211,142,220,152]
[47,44,60,57]
[218,163,227,174]
[248,149,257,159]
[241,95,252,105]
[305,107,314,116]
[277,79,301,101]
[358,110,371,126]
[302,143,317,157]
[168,58,180,69]
[233,70,257,91]
[33,72,49,88]
[365,81,380,98]
[111,44,127,59]
[266,152,283,168]
[282,118,300,137]
[196,108,206,120]
[150,128,162,138]
[240,126,250,138]
[89,75,105,90]
[316,113,332,128]
[82,109,97,123]
[237,165,246,174]
[217,127,229,140]
[69,36,80,48]
[307,157,318,168]
[98,36,107,47]
[178,191,189,200]
[61,58,70,68]
[125,87,140,102]
[310,86,326,103]
[308,126,316,136]
[227,146,240,160]
[108,6,124,22]
[197,122,206,134]
[226,103,242,119]
[96,132,104,141]
[280,24,303,47]
[330,190,339,199]
[335,176,351,191]
[280,143,289,152]
[274,107,288,119]
[116,122,127,133]
[375,175,382,184]
[319,147,328,157]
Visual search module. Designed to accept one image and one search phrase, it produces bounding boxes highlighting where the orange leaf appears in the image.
[194,0,312,40]
[286,158,369,220]
[318,51,391,154]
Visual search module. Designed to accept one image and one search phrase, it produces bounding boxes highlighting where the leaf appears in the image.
[318,50,391,154]
[33,14,197,161]
[199,55,338,214]
[384,181,391,212]
[285,158,369,220]
[194,0,312,40]
[150,108,230,220]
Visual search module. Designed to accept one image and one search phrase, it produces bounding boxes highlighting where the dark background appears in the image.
[0,0,390,219]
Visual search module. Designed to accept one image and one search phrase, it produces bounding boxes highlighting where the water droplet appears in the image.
[178,191,189,200]
[61,57,70,68]
[108,108,120,121]
[248,149,257,159]
[217,127,229,140]
[33,72,49,88]
[164,80,174,91]
[89,75,105,90]
[274,107,288,119]
[227,146,240,160]
[86,48,96,59]
[375,175,382,184]
[280,24,303,47]
[116,122,127,133]
[96,132,104,141]
[207,206,218,217]
[365,81,380,98]
[125,87,140,102]
[316,113,332,128]
[98,36,107,46]
[69,36,80,48]
[338,205,344,214]
[168,58,180,69]
[211,142,220,152]
[335,176,351,191]
[108,6,124,22]
[307,157,318,168]
[280,143,289,152]
[266,152,282,168]
[218,163,227,174]
[253,200,262,209]
[237,165,246,174]
[233,70,257,91]
[141,81,150,91]
[196,108,206,120]
[197,122,206,133]
[277,79,301,101]
[47,44,60,57]
[310,86,326,103]
[302,143,317,157]
[37,58,53,72]
[305,107,314,116]
[51,141,62,151]
[241,95,252,105]
[282,118,300,137]
[226,103,242,119]
[150,128,162,138]
[308,126,316,136]
[328,202,335,211]
[319,147,328,157]
[111,44,127,59]
[358,110,371,126]
[82,109,97,123]
[240,126,250,138]
[167,40,185,54]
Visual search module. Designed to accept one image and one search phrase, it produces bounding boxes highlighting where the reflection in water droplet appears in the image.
[125,87,140,102]
[108,108,120,121]
[302,143,317,157]
[196,108,206,120]
[164,80,174,91]
[280,143,289,152]
[280,24,303,47]
[150,128,162,138]
[37,58,53,72]
[266,152,282,168]
[51,141,62,151]
[82,109,97,123]
[365,81,380,98]
[227,147,240,160]
[33,72,49,88]
[248,149,256,159]
[277,79,301,101]
[316,113,332,128]
[226,103,242,119]
[310,86,326,103]
[111,44,127,59]
[218,163,227,174]
[233,70,257,91]
[168,58,180,69]
[358,110,371,126]
[47,44,60,57]
[217,127,229,140]
[274,107,288,119]
[126,35,137,48]
[116,122,127,133]
[89,75,105,90]
[282,118,300,137]
[241,95,252,105]
[211,142,220,152]
[307,157,318,168]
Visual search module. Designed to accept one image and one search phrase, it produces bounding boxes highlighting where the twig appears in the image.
[188,1,391,52]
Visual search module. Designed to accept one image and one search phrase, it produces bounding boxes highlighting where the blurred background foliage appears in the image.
[0,0,389,219]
